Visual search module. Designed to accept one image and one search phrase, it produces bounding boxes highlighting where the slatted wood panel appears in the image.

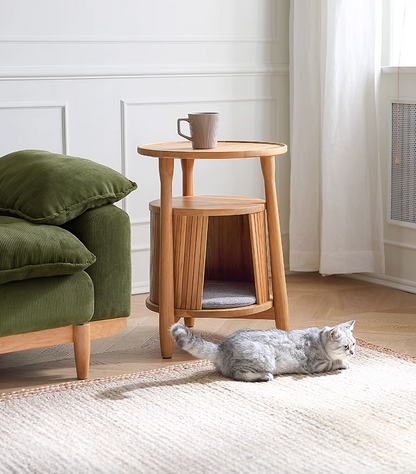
[149,211,160,306]
[249,212,270,304]
[173,214,208,310]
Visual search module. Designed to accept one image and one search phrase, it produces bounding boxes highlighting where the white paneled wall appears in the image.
[0,102,68,154]
[0,0,291,294]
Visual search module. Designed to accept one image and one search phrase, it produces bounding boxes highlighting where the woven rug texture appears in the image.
[0,343,415,474]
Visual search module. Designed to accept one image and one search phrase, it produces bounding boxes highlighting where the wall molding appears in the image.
[384,239,416,252]
[382,66,416,74]
[0,65,289,81]
[0,101,68,154]
[132,244,150,253]
[0,37,280,44]
[131,218,151,227]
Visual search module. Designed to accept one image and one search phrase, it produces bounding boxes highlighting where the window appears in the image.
[390,0,416,66]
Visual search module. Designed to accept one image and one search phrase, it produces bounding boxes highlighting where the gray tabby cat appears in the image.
[170,320,356,382]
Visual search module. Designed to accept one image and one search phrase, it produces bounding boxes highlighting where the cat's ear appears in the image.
[344,319,355,330]
[329,327,339,340]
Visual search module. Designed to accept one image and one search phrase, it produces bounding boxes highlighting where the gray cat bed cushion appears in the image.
[202,280,257,309]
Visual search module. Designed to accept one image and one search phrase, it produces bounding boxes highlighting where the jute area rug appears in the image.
[0,341,415,474]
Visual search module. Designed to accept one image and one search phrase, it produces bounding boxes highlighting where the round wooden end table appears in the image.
[137,141,289,358]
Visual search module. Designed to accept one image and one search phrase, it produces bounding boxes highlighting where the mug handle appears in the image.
[177,118,192,141]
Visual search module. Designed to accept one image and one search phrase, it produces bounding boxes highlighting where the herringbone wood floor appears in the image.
[1,273,416,394]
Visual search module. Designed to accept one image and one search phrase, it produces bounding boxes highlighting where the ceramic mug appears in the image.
[177,112,220,149]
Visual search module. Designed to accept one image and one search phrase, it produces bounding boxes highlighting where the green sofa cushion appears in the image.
[0,216,96,285]
[0,149,137,225]
[0,272,94,337]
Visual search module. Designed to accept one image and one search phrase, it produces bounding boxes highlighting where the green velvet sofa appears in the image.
[0,150,137,379]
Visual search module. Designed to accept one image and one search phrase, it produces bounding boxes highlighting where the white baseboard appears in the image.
[284,265,416,295]
[344,273,416,295]
[132,282,150,295]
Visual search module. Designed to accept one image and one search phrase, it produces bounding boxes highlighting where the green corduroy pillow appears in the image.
[0,216,96,285]
[0,150,137,225]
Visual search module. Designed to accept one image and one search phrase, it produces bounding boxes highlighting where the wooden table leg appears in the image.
[181,158,196,328]
[159,158,175,358]
[260,155,290,330]
[181,158,194,196]
[73,323,91,380]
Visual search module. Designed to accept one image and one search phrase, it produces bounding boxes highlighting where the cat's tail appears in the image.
[170,322,219,361]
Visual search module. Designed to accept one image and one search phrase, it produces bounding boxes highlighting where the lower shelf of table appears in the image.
[145,297,275,319]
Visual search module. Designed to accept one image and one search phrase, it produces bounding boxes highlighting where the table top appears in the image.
[137,141,287,159]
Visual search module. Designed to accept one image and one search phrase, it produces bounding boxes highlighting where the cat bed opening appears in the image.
[202,280,257,309]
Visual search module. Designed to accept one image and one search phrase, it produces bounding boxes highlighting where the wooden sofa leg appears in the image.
[73,323,91,380]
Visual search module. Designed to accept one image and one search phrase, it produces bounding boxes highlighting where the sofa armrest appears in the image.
[63,204,131,321]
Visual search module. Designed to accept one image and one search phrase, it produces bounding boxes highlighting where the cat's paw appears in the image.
[234,371,273,382]
[335,360,350,370]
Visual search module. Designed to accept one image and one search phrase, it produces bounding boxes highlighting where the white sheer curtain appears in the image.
[289,0,385,275]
